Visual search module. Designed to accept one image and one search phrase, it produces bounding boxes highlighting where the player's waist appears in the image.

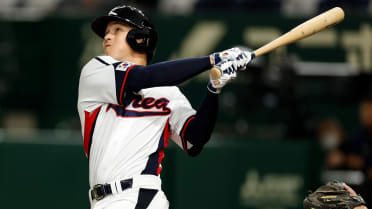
[89,174,161,202]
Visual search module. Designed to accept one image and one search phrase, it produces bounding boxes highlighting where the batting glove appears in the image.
[207,60,237,94]
[235,48,253,71]
[210,47,253,71]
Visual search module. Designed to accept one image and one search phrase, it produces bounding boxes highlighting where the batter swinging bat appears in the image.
[210,7,345,79]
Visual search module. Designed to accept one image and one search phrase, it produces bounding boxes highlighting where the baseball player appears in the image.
[77,5,252,209]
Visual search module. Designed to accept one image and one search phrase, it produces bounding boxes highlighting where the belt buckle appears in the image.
[91,184,106,201]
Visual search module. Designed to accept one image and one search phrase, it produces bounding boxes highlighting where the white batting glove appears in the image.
[210,47,253,71]
[207,60,237,94]
[210,47,239,67]
[235,49,253,71]
[208,47,254,94]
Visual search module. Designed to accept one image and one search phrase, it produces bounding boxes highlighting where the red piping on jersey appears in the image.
[180,116,195,153]
[83,106,102,158]
[157,119,170,175]
[119,65,136,105]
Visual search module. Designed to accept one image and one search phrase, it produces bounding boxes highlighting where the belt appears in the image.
[91,178,133,201]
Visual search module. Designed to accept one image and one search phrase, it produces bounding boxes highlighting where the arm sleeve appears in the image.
[126,56,211,92]
[179,90,218,157]
[79,56,212,108]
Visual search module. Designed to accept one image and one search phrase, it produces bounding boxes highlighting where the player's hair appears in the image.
[91,5,158,63]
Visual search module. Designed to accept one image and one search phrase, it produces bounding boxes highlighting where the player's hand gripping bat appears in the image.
[210,7,345,80]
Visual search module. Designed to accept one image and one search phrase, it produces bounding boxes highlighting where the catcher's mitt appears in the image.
[303,181,366,209]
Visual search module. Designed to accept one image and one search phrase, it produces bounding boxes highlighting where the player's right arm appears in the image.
[78,55,214,107]
[79,48,252,106]
[126,48,251,93]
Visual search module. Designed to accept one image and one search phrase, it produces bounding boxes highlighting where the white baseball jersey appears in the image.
[78,55,196,187]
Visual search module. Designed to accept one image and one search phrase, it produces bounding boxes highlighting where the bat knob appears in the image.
[251,52,256,59]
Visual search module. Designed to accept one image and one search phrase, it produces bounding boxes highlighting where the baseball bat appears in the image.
[210,7,345,79]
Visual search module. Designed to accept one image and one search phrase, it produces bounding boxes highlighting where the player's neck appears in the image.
[118,52,147,65]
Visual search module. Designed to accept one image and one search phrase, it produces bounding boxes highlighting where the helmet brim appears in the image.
[91,16,122,38]
[91,15,145,39]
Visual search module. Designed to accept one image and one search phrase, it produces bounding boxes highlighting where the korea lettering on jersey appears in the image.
[77,56,196,187]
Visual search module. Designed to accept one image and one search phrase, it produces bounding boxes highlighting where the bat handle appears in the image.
[210,52,256,80]
[210,66,221,80]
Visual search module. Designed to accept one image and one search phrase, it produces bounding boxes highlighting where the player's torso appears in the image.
[88,87,177,186]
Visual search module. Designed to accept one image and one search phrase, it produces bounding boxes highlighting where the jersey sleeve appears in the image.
[169,89,218,156]
[78,56,136,107]
[167,87,197,151]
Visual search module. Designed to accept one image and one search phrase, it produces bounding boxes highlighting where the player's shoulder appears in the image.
[81,55,135,72]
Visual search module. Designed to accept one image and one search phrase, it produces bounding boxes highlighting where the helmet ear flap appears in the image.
[126,28,158,58]
[126,28,149,52]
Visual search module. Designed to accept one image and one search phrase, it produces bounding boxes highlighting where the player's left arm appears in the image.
[168,86,217,156]
[179,90,218,156]
[170,52,246,156]
[178,49,249,155]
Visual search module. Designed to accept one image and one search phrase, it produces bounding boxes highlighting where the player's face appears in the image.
[103,21,134,61]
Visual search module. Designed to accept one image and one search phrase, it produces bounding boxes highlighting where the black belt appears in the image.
[91,178,133,201]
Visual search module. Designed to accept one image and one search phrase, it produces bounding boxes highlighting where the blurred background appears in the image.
[0,0,372,208]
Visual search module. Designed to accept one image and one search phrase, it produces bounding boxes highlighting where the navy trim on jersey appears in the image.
[112,62,121,68]
[95,56,109,65]
[115,70,127,104]
[141,121,169,175]
[134,188,158,209]
[141,148,161,175]
[141,129,165,175]
[117,109,170,117]
[107,104,171,117]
